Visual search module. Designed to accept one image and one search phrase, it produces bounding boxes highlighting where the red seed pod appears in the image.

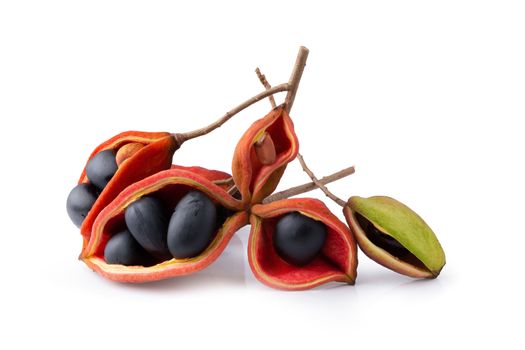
[81,169,246,283]
[232,106,299,206]
[76,131,179,247]
[248,198,358,290]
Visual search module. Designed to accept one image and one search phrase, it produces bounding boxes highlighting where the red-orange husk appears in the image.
[248,198,358,291]
[232,106,298,206]
[81,169,247,283]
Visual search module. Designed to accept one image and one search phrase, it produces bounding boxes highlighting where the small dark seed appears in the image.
[167,191,218,259]
[66,183,99,228]
[273,212,327,266]
[86,149,118,191]
[125,196,171,260]
[104,229,156,266]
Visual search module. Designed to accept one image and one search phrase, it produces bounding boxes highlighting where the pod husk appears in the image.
[81,169,247,283]
[249,198,358,290]
[344,196,446,278]
[232,106,298,206]
[77,131,179,247]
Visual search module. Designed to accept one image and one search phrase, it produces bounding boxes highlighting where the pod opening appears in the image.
[248,116,292,192]
[355,213,428,271]
[95,184,235,267]
[253,212,352,284]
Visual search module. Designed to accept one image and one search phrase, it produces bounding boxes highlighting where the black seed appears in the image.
[104,229,156,266]
[86,149,118,191]
[124,196,171,260]
[355,213,410,257]
[66,183,99,228]
[167,191,217,259]
[273,212,327,266]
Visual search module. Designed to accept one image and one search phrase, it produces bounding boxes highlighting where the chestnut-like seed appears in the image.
[274,212,327,266]
[116,142,144,166]
[167,191,218,259]
[104,229,155,266]
[86,149,118,191]
[254,132,276,165]
[124,196,171,260]
[66,183,99,228]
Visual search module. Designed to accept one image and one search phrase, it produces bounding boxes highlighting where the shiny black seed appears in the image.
[273,212,327,266]
[66,183,99,228]
[167,191,217,259]
[355,213,409,257]
[104,229,156,266]
[86,149,118,191]
[124,196,171,260]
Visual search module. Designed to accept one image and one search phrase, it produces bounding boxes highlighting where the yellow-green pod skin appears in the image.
[344,196,446,278]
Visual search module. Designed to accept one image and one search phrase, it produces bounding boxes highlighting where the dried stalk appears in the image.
[284,46,309,113]
[296,154,348,207]
[175,46,309,145]
[175,83,288,143]
[263,166,354,204]
[255,68,276,108]
[254,65,354,204]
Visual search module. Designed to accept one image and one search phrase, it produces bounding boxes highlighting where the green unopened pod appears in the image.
[343,196,445,278]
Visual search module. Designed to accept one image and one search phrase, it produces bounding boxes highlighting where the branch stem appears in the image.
[296,154,348,207]
[254,63,351,205]
[176,83,288,143]
[263,165,354,204]
[285,46,309,113]
[175,46,309,145]
[255,68,276,108]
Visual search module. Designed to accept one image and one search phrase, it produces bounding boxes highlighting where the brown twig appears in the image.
[296,154,348,207]
[176,83,288,143]
[255,68,276,108]
[175,46,309,145]
[263,165,355,204]
[254,64,352,204]
[285,46,309,113]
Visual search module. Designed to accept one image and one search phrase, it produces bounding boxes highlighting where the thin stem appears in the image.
[254,64,351,205]
[176,46,309,144]
[255,68,276,108]
[296,153,347,207]
[263,165,355,204]
[285,46,309,113]
[176,83,288,143]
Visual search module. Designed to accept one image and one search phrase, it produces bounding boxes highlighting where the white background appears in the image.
[1,1,524,349]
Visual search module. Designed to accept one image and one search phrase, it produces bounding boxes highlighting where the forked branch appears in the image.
[176,46,309,144]
[296,154,348,207]
[263,165,355,204]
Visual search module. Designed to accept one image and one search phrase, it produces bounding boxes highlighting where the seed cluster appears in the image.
[66,149,118,227]
[67,47,445,289]
[108,189,222,265]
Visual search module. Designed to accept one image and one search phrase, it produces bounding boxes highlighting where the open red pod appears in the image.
[232,105,299,206]
[248,198,358,290]
[80,168,247,283]
[69,131,179,247]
